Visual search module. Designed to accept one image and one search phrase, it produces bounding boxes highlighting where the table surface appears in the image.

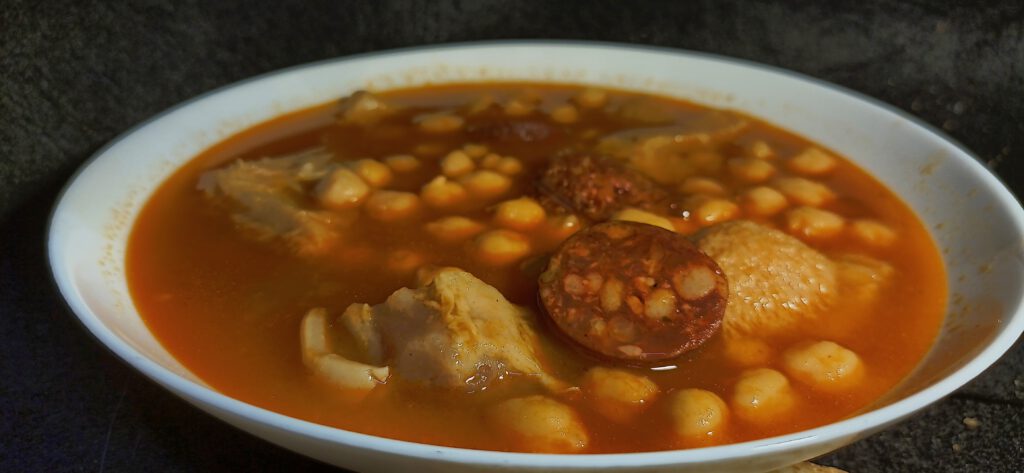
[2,1,1023,471]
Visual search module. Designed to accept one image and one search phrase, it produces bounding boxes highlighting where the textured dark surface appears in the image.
[2,1,1023,471]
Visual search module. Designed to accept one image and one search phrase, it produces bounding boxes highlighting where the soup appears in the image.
[127,83,946,453]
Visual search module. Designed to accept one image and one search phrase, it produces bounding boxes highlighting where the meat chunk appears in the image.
[537,154,668,221]
[599,111,749,155]
[834,253,894,305]
[463,95,561,144]
[198,148,351,255]
[300,308,389,395]
[339,269,564,392]
[540,221,727,362]
[696,221,898,344]
[596,111,749,185]
[816,253,895,337]
[467,118,558,143]
[338,303,384,364]
[336,90,393,126]
[695,221,837,338]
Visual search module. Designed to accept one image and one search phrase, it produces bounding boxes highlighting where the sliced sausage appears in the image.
[537,154,667,221]
[539,221,727,363]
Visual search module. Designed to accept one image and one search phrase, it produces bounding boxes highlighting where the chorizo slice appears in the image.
[466,113,559,143]
[537,154,667,221]
[539,221,727,362]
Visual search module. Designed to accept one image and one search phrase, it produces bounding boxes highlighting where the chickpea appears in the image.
[364,190,420,221]
[782,340,865,393]
[748,140,775,160]
[459,170,512,199]
[383,154,420,172]
[315,168,370,209]
[462,143,489,159]
[696,198,740,225]
[466,95,495,115]
[851,219,897,247]
[300,308,389,394]
[723,336,774,367]
[416,112,465,133]
[347,159,392,188]
[740,186,788,216]
[731,368,795,426]
[727,157,776,183]
[574,87,608,108]
[773,177,835,207]
[487,395,589,453]
[411,143,447,158]
[336,91,390,126]
[496,157,523,175]
[580,128,601,140]
[848,255,894,287]
[679,177,727,196]
[474,229,531,265]
[479,152,502,170]
[546,214,582,242]
[503,99,535,116]
[788,147,838,175]
[425,216,485,243]
[550,104,580,124]
[440,150,475,178]
[668,389,729,444]
[420,176,468,209]
[669,217,699,236]
[385,249,424,274]
[414,265,460,287]
[611,207,675,232]
[494,197,546,231]
[688,150,724,174]
[581,367,659,423]
[785,206,845,239]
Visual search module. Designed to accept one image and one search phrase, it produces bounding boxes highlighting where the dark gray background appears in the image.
[2,1,1022,471]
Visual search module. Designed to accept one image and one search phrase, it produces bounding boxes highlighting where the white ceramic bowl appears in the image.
[49,42,1024,472]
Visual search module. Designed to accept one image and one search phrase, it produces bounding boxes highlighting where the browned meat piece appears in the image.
[694,221,837,338]
[338,268,566,392]
[598,111,749,155]
[819,253,896,337]
[198,148,352,255]
[539,221,727,363]
[695,221,897,349]
[596,111,749,185]
[336,90,393,126]
[537,154,668,221]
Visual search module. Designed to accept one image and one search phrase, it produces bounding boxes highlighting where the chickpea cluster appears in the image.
[305,86,892,453]
[311,87,617,275]
[655,141,898,247]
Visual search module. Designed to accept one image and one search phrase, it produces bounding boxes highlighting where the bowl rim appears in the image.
[47,39,1024,468]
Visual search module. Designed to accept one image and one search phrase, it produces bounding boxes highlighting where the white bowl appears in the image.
[48,42,1024,472]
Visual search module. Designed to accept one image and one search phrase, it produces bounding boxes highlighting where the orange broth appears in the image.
[127,83,946,452]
